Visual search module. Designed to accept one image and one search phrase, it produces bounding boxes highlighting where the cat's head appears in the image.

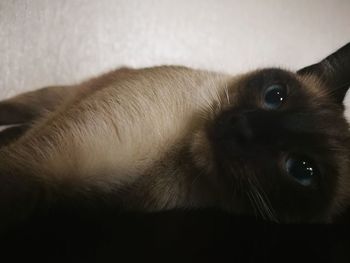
[192,43,350,222]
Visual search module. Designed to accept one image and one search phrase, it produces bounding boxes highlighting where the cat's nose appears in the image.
[214,112,254,144]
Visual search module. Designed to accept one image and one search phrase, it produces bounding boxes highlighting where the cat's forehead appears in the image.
[216,68,349,142]
[221,68,335,111]
[231,68,324,95]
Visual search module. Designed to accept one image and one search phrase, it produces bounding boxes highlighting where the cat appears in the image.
[0,43,350,229]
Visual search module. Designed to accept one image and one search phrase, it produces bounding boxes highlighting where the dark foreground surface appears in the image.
[2,207,350,263]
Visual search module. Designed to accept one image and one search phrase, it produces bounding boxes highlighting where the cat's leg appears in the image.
[0,85,80,147]
[0,67,136,126]
[0,85,76,126]
[0,86,136,231]
[0,85,89,229]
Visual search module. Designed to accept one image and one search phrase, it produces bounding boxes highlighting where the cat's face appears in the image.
[192,68,350,223]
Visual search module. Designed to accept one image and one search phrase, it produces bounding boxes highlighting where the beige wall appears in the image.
[0,0,349,102]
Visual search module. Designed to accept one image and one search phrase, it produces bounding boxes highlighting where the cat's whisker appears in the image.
[247,181,267,221]
[254,185,278,223]
[251,186,268,221]
[247,174,277,222]
[244,170,263,217]
[253,179,278,223]
[224,83,230,104]
[247,190,261,220]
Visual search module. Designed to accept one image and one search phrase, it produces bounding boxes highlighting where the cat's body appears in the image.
[1,44,350,227]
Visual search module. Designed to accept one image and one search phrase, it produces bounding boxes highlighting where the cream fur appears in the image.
[0,66,230,193]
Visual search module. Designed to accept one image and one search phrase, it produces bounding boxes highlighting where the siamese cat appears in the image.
[1,43,350,228]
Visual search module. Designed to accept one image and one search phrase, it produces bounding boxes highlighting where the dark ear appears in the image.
[297,43,350,104]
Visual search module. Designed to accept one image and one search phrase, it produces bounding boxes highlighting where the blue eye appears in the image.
[263,84,287,109]
[285,157,316,186]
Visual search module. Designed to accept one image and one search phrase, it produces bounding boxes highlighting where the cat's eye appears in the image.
[263,84,287,110]
[285,156,317,186]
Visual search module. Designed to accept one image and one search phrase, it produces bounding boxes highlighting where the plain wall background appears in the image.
[1,0,349,112]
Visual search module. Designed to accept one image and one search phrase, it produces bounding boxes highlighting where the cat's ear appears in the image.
[297,43,350,104]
